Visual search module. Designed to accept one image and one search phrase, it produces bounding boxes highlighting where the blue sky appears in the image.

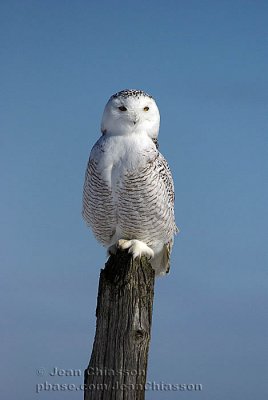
[1,0,267,399]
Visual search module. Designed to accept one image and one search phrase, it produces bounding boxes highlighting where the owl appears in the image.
[82,89,178,275]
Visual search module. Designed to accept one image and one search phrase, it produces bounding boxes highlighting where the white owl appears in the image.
[82,89,178,275]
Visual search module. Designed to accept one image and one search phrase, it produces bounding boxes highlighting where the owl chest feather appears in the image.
[87,133,175,246]
[84,132,176,248]
[94,134,155,192]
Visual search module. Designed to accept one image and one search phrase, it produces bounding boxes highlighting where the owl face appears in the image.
[101,89,160,140]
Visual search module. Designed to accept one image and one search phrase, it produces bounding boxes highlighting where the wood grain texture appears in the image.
[84,251,155,400]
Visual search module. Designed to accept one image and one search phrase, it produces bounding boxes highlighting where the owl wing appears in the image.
[118,149,177,274]
[148,151,178,273]
[154,152,176,210]
[118,149,178,245]
[82,154,117,246]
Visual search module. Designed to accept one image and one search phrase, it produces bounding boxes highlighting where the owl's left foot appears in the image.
[117,239,154,260]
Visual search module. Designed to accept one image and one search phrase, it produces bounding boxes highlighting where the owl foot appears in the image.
[117,239,154,260]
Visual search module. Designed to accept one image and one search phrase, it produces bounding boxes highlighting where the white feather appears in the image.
[82,90,178,275]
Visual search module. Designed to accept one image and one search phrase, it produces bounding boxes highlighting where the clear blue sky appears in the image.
[1,0,267,399]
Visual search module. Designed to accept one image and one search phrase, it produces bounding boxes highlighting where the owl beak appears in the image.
[133,113,139,125]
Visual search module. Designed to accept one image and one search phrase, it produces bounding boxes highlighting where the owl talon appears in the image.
[117,239,154,260]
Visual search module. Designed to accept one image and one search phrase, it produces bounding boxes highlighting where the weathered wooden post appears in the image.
[84,250,155,400]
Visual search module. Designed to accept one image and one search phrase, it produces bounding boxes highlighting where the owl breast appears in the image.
[83,133,176,252]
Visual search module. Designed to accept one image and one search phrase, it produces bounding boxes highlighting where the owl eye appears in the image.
[118,106,127,111]
[144,106,149,111]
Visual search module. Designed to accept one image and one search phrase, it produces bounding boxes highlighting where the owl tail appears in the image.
[151,242,172,276]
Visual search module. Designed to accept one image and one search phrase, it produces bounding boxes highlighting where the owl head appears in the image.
[101,89,160,141]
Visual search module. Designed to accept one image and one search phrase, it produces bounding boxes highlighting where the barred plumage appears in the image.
[82,90,178,275]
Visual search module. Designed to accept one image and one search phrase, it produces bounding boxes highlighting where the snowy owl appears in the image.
[82,89,178,275]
